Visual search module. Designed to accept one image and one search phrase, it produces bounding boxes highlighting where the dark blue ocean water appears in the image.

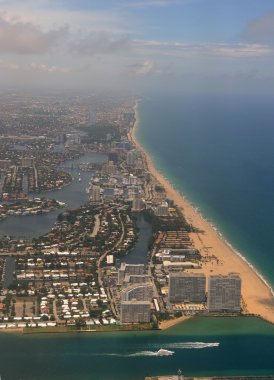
[137,93,274,289]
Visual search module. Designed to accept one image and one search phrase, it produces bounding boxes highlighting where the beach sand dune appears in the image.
[130,102,274,325]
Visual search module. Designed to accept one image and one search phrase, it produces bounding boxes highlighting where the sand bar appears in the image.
[130,102,274,325]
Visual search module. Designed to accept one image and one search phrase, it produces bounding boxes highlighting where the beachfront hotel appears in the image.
[207,274,241,312]
[120,300,151,323]
[168,272,206,303]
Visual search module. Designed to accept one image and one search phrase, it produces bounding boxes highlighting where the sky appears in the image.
[1,0,274,93]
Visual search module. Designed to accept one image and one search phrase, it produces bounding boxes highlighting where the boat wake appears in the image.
[104,351,163,357]
[160,342,220,349]
[129,349,174,357]
[102,342,219,357]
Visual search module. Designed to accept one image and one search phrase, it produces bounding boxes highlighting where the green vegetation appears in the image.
[142,208,192,232]
[22,323,154,334]
[80,123,121,142]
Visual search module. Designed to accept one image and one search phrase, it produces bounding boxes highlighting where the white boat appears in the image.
[156,349,174,356]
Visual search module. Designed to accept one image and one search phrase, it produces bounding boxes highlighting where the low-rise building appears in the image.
[121,283,153,302]
[118,263,145,285]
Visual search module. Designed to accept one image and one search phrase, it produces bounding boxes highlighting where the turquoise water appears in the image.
[137,93,274,290]
[0,317,274,379]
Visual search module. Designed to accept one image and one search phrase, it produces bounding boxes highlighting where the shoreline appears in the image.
[159,316,192,330]
[130,101,274,325]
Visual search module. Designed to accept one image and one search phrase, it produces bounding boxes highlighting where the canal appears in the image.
[123,213,153,265]
[0,152,107,239]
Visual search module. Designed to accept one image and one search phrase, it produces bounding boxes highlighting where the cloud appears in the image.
[28,63,70,73]
[125,0,199,8]
[241,11,274,44]
[0,15,67,54]
[70,33,131,56]
[135,61,157,76]
[0,5,132,36]
[133,40,273,58]
[0,59,70,73]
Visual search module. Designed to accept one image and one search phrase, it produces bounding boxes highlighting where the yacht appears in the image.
[156,349,174,356]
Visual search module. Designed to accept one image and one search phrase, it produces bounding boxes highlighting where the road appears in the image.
[91,214,100,237]
[97,210,126,318]
[97,210,125,287]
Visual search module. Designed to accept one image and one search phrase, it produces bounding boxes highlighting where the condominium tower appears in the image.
[168,272,206,303]
[207,274,241,312]
[120,301,151,323]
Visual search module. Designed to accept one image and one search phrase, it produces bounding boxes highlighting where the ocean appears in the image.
[137,92,274,290]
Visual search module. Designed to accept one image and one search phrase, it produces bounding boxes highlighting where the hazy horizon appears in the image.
[1,0,274,94]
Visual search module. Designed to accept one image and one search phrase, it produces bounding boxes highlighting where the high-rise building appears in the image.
[132,197,145,212]
[120,300,151,323]
[135,158,143,170]
[90,185,101,203]
[126,150,137,166]
[156,201,169,216]
[121,283,153,302]
[118,263,145,285]
[21,157,34,167]
[102,160,116,175]
[207,274,241,312]
[168,272,206,303]
[128,175,138,185]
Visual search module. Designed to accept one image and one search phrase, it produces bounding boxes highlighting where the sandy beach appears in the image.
[130,102,274,325]
[159,316,192,330]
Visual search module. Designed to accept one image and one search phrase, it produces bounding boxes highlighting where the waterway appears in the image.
[0,317,274,380]
[123,213,152,265]
[0,152,107,239]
